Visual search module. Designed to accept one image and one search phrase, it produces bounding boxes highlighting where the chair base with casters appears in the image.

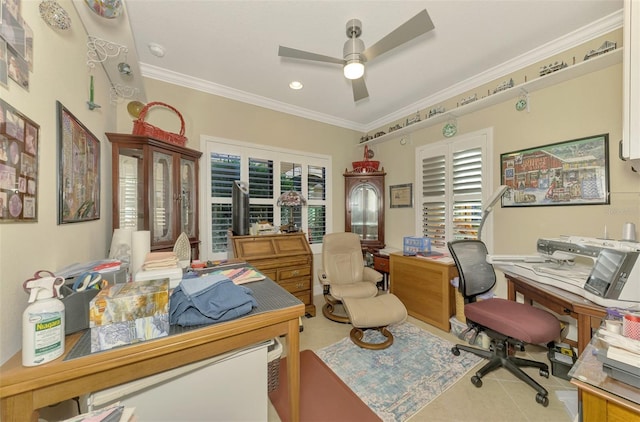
[451,297,558,407]
[342,294,407,349]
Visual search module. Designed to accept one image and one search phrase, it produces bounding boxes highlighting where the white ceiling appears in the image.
[102,0,623,132]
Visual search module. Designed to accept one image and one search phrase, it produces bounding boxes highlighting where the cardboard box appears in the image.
[90,314,169,352]
[89,279,169,352]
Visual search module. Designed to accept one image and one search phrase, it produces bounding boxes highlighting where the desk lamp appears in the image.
[277,191,307,233]
[478,185,510,241]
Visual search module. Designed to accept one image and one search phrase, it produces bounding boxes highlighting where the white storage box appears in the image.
[134,267,183,289]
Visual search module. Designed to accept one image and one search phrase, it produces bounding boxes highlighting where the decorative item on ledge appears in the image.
[131,102,188,146]
[39,0,71,30]
[352,145,380,173]
[277,191,307,233]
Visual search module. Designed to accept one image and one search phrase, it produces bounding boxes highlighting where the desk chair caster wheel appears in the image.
[471,375,483,387]
[451,346,460,356]
[539,368,549,378]
[536,393,549,407]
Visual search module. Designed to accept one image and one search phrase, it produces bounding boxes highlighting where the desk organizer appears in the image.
[60,283,100,335]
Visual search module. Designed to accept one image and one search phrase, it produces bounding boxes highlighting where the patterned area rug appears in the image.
[316,321,483,422]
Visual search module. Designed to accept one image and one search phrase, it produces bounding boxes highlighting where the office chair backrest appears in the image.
[448,240,496,301]
[322,232,365,284]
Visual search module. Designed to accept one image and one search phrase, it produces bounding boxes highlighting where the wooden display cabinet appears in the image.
[344,169,386,251]
[229,232,316,317]
[107,133,202,258]
[389,253,457,331]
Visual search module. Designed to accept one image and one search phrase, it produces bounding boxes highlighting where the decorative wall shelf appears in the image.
[360,47,623,147]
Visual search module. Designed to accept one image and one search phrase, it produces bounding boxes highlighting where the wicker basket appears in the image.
[352,145,380,172]
[132,101,187,146]
[267,337,283,392]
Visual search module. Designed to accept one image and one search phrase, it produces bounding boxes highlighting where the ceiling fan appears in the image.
[278,9,435,102]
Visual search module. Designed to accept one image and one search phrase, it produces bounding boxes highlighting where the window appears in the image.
[202,137,331,259]
[416,129,494,250]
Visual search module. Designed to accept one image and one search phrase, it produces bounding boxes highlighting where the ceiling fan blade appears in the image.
[278,46,345,65]
[352,77,369,102]
[362,9,434,62]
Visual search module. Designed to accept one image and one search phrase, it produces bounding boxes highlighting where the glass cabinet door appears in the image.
[344,171,385,250]
[350,183,379,241]
[152,150,174,244]
[180,157,196,238]
[117,147,144,230]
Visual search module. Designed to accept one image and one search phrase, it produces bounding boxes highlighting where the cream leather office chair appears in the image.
[448,239,561,407]
[318,232,381,323]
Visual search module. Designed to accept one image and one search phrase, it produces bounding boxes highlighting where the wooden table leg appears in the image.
[507,278,516,301]
[1,392,38,422]
[287,317,300,422]
[577,313,591,355]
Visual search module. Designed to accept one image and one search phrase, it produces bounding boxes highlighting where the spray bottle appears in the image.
[22,272,65,366]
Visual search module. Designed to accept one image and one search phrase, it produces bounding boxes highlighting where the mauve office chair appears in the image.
[448,239,561,407]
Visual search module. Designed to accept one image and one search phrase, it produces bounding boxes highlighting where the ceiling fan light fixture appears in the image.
[344,60,364,80]
[289,81,303,90]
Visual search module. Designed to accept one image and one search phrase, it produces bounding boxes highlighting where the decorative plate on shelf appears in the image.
[84,0,123,19]
[515,98,528,111]
[442,122,457,138]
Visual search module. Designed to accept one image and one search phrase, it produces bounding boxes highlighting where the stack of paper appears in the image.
[608,345,640,368]
[212,267,266,285]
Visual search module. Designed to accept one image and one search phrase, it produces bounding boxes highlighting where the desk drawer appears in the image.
[374,256,389,272]
[278,266,310,281]
[279,278,311,294]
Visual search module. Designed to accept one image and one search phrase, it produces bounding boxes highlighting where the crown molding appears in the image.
[140,9,622,134]
[364,9,623,132]
[139,63,367,132]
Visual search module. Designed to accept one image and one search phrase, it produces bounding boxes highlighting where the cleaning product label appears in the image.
[26,310,64,363]
[33,312,63,354]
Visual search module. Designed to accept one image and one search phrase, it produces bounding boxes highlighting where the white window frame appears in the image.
[199,135,332,260]
[415,127,496,251]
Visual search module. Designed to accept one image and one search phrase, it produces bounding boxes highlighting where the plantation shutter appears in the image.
[210,153,240,253]
[421,149,447,248]
[307,165,326,244]
[452,147,483,240]
[417,131,489,249]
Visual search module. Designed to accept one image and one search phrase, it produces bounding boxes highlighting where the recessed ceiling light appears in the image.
[148,42,165,57]
[289,81,303,90]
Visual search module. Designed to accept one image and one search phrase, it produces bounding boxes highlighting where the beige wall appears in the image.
[1,4,638,367]
[0,0,116,364]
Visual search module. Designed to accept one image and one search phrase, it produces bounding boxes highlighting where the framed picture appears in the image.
[0,98,39,222]
[500,134,610,207]
[390,183,413,208]
[57,101,100,224]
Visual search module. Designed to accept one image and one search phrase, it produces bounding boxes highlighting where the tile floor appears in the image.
[269,295,577,422]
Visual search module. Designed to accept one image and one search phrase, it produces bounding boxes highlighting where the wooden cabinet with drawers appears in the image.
[229,233,316,316]
[389,253,457,331]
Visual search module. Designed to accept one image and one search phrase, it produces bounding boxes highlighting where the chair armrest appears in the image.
[317,269,330,285]
[362,266,383,283]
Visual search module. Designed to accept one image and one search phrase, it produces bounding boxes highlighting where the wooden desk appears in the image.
[0,279,304,422]
[504,271,607,354]
[389,253,457,331]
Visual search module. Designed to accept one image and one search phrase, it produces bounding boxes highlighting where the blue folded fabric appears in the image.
[169,274,257,326]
